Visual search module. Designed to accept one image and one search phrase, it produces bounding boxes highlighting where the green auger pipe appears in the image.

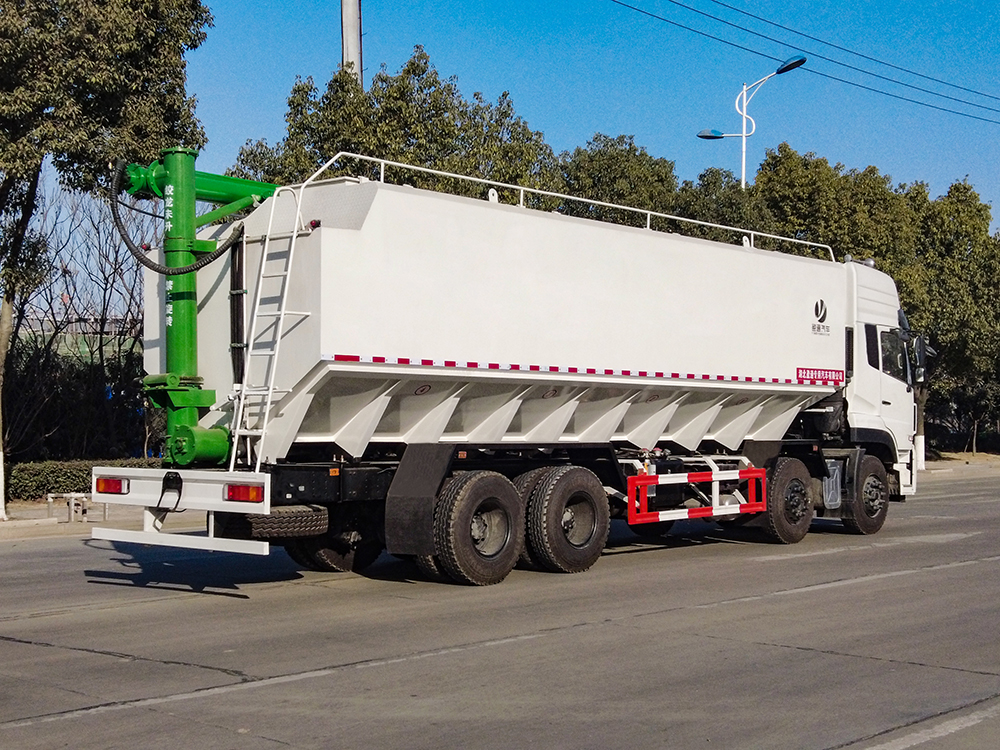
[126,148,277,466]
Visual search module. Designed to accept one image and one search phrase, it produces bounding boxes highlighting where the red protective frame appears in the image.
[626,467,767,525]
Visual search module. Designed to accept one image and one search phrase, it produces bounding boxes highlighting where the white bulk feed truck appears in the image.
[93,153,927,586]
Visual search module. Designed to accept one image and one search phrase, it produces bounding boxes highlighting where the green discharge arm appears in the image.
[126,148,277,467]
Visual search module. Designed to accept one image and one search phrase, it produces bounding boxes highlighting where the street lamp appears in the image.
[698,55,806,189]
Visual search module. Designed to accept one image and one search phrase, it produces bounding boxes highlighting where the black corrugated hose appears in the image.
[110,159,244,276]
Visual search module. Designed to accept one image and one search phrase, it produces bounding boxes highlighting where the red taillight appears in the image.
[225,484,264,503]
[96,477,129,494]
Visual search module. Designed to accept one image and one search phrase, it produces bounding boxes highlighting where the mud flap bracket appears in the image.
[384,444,455,556]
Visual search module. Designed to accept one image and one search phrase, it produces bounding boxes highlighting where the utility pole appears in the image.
[342,0,363,86]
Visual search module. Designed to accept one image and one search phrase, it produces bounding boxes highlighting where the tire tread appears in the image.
[526,466,610,573]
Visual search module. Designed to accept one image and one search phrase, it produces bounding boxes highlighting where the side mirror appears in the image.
[915,366,926,384]
[913,335,927,368]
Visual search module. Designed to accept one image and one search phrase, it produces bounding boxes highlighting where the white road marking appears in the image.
[863,703,1000,749]
[752,533,980,561]
[696,555,1000,608]
[918,491,999,501]
[0,633,543,728]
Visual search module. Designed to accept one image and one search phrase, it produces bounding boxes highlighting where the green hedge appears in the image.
[7,459,161,502]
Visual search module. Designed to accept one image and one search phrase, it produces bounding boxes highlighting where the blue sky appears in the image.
[186,0,1000,223]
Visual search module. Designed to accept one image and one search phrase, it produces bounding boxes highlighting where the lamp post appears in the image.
[698,55,806,189]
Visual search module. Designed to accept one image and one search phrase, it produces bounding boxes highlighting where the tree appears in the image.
[558,134,677,227]
[0,0,212,516]
[917,181,1000,451]
[755,143,929,268]
[754,143,1000,453]
[232,47,559,199]
[3,180,153,464]
[671,167,774,244]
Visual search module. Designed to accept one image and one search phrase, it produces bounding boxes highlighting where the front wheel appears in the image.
[842,456,889,534]
[762,457,813,544]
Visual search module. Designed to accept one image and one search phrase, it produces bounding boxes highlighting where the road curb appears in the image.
[0,517,63,540]
[0,517,59,529]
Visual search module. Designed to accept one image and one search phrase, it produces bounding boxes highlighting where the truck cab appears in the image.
[845,261,921,496]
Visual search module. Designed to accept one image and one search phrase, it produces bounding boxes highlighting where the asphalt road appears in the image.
[1,465,998,750]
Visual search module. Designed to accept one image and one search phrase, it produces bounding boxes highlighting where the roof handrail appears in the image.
[298,152,836,261]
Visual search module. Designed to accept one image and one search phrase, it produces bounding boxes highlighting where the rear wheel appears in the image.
[527,466,610,573]
[433,471,524,586]
[414,554,453,583]
[295,529,384,573]
[283,539,323,571]
[514,467,562,569]
[842,456,889,534]
[762,457,813,544]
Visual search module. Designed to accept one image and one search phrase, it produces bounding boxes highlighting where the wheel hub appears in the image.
[862,475,886,516]
[784,479,809,523]
[561,507,576,534]
[469,501,510,558]
[562,495,597,547]
[471,513,488,545]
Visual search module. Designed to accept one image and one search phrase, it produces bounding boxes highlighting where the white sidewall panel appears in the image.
[317,184,847,382]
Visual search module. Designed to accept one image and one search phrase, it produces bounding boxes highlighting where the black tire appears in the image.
[216,505,329,540]
[527,466,610,573]
[414,476,460,582]
[628,519,675,538]
[254,505,329,538]
[283,539,324,571]
[513,467,562,569]
[842,456,889,534]
[295,530,384,573]
[433,471,524,586]
[762,457,813,544]
[414,554,453,583]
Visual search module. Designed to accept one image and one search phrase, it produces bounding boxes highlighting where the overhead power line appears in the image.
[705,0,1000,104]
[608,0,1000,126]
[654,0,1000,115]
[802,69,1000,126]
[607,0,786,68]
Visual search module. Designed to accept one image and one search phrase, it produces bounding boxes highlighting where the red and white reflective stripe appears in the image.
[329,354,844,386]
[626,467,767,525]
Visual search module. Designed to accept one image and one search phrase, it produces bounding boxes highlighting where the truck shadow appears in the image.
[602,519,758,555]
[83,539,303,598]
[82,517,866,591]
[361,518,810,585]
[602,517,858,556]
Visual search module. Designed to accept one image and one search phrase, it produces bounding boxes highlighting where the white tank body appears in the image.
[146,177,897,462]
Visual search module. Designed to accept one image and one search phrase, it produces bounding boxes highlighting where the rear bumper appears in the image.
[90,466,272,555]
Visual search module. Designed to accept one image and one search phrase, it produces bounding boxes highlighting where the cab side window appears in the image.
[880,329,908,382]
[865,324,879,369]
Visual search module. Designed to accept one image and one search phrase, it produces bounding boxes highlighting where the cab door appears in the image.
[875,325,915,453]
